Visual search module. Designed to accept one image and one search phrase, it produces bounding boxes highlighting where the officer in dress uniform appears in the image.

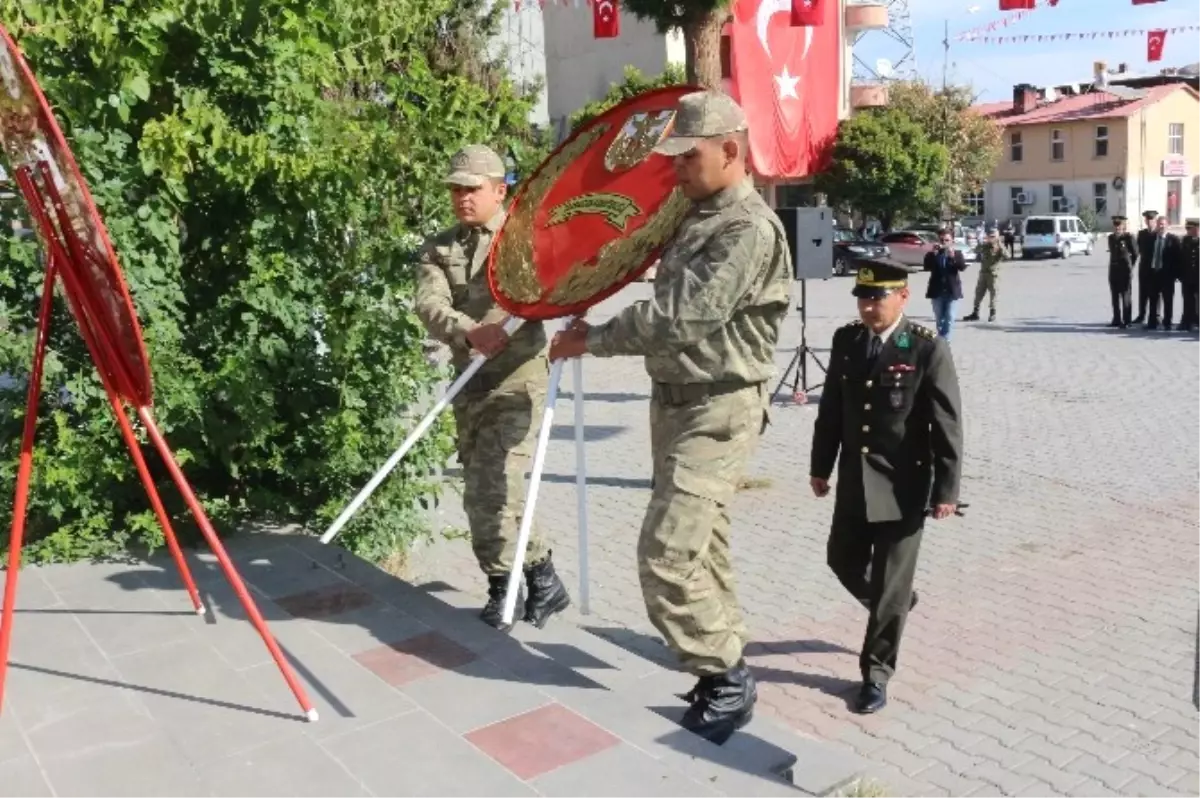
[1107,215,1137,328]
[550,91,792,744]
[809,258,964,714]
[415,145,570,632]
[1181,218,1199,333]
[1135,210,1159,324]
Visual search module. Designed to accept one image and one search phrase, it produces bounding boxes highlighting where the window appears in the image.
[963,191,985,217]
[1093,182,1108,215]
[1169,123,1184,155]
[1026,218,1055,235]
[1010,131,1023,162]
[1095,125,1109,158]
[1050,129,1065,161]
[1010,186,1024,216]
[1050,184,1066,212]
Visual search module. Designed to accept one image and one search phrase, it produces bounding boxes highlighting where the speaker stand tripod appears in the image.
[772,279,827,405]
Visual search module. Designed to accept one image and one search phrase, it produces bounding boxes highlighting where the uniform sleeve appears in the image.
[923,338,963,506]
[414,242,477,349]
[1128,235,1138,266]
[810,329,844,480]
[586,219,773,358]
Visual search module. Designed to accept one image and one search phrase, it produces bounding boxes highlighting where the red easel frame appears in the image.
[0,163,318,721]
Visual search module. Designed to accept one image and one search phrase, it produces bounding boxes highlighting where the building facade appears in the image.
[974,82,1200,230]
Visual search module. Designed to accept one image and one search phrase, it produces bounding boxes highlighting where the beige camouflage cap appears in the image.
[444,144,506,187]
[653,91,749,157]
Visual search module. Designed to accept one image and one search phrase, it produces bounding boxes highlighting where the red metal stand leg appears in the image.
[103,392,204,614]
[135,406,317,722]
[0,259,57,715]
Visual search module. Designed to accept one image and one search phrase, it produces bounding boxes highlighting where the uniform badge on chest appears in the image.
[889,389,904,409]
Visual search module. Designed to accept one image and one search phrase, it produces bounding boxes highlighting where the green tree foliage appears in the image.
[569,64,688,131]
[623,0,728,88]
[0,0,542,564]
[886,81,1003,218]
[815,109,949,232]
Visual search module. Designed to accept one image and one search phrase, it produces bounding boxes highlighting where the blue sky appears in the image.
[854,0,1200,102]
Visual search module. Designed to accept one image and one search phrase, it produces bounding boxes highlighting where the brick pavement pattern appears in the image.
[410,252,1200,797]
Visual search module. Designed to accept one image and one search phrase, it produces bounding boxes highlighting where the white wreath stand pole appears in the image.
[572,356,590,615]
[501,316,588,625]
[321,316,524,545]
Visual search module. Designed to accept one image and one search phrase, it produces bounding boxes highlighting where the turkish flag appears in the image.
[1147,29,1167,62]
[999,0,1034,9]
[593,0,619,38]
[730,0,839,178]
[790,0,823,26]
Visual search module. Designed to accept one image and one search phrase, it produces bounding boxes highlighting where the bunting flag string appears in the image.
[957,10,1034,41]
[964,24,1197,45]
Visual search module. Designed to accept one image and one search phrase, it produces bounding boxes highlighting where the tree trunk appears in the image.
[683,7,725,89]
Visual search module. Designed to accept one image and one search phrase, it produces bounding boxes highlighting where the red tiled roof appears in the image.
[972,83,1191,126]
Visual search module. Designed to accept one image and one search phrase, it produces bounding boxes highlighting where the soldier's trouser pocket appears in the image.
[637,386,761,675]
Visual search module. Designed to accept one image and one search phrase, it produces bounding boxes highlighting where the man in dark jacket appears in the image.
[1146,215,1183,331]
[1180,218,1199,332]
[1107,215,1137,328]
[922,229,968,341]
[810,258,964,714]
[1135,210,1159,324]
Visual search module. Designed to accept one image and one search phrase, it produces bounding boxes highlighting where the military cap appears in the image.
[852,257,915,299]
[1142,210,1158,219]
[1111,215,1127,223]
[1186,218,1199,226]
[444,144,506,188]
[653,91,748,156]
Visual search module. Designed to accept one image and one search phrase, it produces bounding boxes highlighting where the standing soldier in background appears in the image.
[963,227,1004,322]
[549,91,792,745]
[1106,215,1137,328]
[415,145,570,632]
[810,260,963,715]
[1180,218,1199,333]
[1134,210,1159,325]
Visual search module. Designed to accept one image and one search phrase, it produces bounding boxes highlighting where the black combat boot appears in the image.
[480,574,521,633]
[680,660,757,745]
[963,310,980,322]
[523,551,570,628]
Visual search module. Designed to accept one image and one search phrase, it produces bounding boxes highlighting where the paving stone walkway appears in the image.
[0,533,860,796]
[407,251,1200,797]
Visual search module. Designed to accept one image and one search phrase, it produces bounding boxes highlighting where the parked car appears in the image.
[878,230,939,267]
[832,228,889,276]
[1021,214,1094,259]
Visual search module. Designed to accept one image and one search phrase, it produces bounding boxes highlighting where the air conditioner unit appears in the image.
[1016,191,1035,205]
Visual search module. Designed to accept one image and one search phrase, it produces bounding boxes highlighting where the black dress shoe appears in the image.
[910,590,919,610]
[522,550,571,628]
[854,681,887,714]
[680,661,757,745]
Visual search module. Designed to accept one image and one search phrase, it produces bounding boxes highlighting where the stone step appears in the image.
[265,532,868,797]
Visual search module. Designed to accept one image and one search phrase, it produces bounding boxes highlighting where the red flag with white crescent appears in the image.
[999,0,1035,9]
[594,0,619,38]
[790,0,823,26]
[730,0,839,179]
[1147,28,1167,61]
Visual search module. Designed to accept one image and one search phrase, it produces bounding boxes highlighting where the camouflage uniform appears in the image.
[968,239,1004,320]
[585,95,792,680]
[415,145,567,629]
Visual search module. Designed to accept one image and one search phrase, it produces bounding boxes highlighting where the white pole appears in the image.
[572,356,590,615]
[500,354,565,625]
[320,316,523,545]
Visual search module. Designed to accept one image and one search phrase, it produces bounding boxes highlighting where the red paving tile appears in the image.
[465,702,620,780]
[353,631,478,686]
[274,583,374,619]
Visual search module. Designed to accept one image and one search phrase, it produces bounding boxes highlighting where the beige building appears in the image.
[974,82,1200,229]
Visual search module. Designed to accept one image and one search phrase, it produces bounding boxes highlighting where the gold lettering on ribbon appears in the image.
[546,193,642,232]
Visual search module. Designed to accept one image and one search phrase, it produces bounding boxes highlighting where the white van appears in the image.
[1021,215,1094,259]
